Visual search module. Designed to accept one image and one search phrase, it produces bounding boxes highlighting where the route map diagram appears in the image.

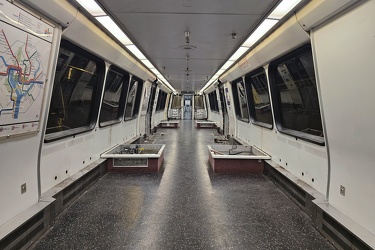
[0,0,53,138]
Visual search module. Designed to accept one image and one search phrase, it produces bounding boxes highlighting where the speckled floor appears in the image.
[30,120,334,250]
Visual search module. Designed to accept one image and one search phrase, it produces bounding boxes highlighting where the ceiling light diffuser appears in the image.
[96,16,133,45]
[221,61,234,70]
[242,19,278,47]
[141,59,155,69]
[228,47,249,62]
[268,0,302,19]
[76,0,106,16]
[125,45,147,60]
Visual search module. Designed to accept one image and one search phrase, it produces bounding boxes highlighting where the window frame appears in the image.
[208,91,219,113]
[245,67,273,129]
[231,77,250,122]
[99,65,130,128]
[124,75,144,120]
[44,40,105,142]
[155,90,167,112]
[269,43,324,145]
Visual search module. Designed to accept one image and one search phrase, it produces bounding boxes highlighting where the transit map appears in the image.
[0,0,53,138]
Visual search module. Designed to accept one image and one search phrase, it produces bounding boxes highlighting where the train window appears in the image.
[99,66,130,127]
[245,68,273,129]
[269,44,324,145]
[231,78,249,122]
[194,95,204,109]
[208,91,219,112]
[45,40,104,142]
[124,76,144,119]
[171,95,182,109]
[156,90,167,112]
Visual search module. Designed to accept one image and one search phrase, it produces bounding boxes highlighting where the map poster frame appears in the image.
[0,0,54,139]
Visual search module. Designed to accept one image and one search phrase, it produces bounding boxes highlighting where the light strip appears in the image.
[76,0,106,16]
[268,0,302,19]
[95,16,133,45]
[141,59,155,69]
[199,0,302,93]
[151,68,161,75]
[77,0,176,93]
[228,46,249,62]
[242,19,278,47]
[126,45,147,60]
[221,61,234,70]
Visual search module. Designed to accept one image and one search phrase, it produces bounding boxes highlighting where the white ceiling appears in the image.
[94,0,282,92]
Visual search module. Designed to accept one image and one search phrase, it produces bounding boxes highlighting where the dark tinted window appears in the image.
[194,95,204,109]
[171,95,182,109]
[45,40,104,141]
[99,66,130,126]
[156,90,168,111]
[269,44,324,144]
[208,91,219,112]
[231,78,249,122]
[124,76,143,119]
[245,68,273,128]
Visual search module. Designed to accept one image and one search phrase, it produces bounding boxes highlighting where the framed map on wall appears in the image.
[0,0,54,138]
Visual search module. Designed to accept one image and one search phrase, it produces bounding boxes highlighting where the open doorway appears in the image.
[183,94,192,120]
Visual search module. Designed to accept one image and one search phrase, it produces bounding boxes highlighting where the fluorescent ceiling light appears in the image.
[216,69,225,76]
[76,0,106,16]
[268,0,302,19]
[242,19,278,47]
[126,45,147,60]
[141,59,155,69]
[96,16,133,45]
[221,61,234,70]
[151,68,162,76]
[77,1,176,93]
[228,46,249,62]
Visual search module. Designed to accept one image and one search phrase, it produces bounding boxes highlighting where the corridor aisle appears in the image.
[31,120,334,249]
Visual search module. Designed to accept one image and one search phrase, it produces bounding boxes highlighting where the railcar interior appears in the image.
[0,0,374,249]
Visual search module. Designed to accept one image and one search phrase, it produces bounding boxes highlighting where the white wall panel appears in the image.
[236,120,251,145]
[312,0,375,234]
[209,112,221,126]
[259,127,274,156]
[0,137,39,225]
[153,112,165,127]
[296,0,360,31]
[40,119,139,194]
[0,1,61,226]
[250,125,262,147]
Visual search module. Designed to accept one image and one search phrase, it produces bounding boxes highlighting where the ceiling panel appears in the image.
[96,0,281,91]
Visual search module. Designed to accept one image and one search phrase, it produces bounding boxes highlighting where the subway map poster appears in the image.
[0,0,54,138]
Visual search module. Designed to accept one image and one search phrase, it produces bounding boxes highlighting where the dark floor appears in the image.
[30,120,334,250]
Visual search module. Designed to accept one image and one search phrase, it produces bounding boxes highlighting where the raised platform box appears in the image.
[159,120,179,128]
[208,145,270,174]
[101,144,165,173]
[196,120,216,128]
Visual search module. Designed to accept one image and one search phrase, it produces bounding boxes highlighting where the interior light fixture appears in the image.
[242,19,278,47]
[96,16,133,45]
[268,0,302,19]
[228,46,249,62]
[77,0,176,93]
[141,59,155,69]
[215,69,226,77]
[76,0,106,16]
[151,68,161,75]
[126,45,147,60]
[199,0,303,94]
[221,61,235,70]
